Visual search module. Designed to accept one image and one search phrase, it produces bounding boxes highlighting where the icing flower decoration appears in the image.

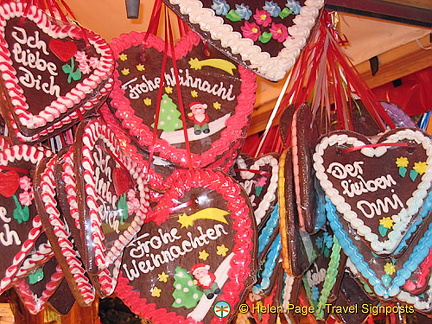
[235,4,252,20]
[286,0,302,15]
[241,21,261,41]
[19,190,34,206]
[410,161,428,181]
[263,1,282,17]
[19,176,32,191]
[212,0,230,16]
[254,9,272,27]
[379,217,395,229]
[270,22,289,42]
[396,156,409,177]
[384,262,396,275]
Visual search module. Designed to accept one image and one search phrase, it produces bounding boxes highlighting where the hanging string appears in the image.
[166,7,193,169]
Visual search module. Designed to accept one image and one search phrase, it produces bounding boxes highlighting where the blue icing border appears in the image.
[258,203,279,256]
[252,233,282,295]
[326,190,432,299]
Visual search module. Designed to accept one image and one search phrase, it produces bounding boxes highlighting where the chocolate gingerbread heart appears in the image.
[0,1,114,142]
[73,118,151,274]
[233,153,279,228]
[163,0,324,81]
[108,30,256,169]
[116,168,257,324]
[0,144,52,294]
[313,128,432,256]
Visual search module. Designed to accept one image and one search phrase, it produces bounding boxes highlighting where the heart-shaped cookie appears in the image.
[116,168,257,323]
[163,0,324,81]
[0,144,52,294]
[232,153,279,227]
[73,118,151,274]
[108,30,256,169]
[313,128,432,256]
[0,1,114,141]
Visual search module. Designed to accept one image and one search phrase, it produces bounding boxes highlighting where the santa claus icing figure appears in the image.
[190,263,221,299]
[188,102,210,135]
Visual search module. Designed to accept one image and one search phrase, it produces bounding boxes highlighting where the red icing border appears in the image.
[116,168,255,324]
[0,2,114,134]
[108,31,256,168]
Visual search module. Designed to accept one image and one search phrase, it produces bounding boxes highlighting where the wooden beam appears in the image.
[248,34,432,136]
[325,0,432,28]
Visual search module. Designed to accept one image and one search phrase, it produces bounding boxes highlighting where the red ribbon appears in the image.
[342,142,409,153]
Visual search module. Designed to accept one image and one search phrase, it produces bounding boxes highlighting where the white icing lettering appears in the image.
[341,174,397,198]
[122,224,228,280]
[306,264,326,287]
[357,194,404,219]
[18,67,60,97]
[327,161,364,180]
[98,203,121,234]
[122,67,235,101]
[0,207,21,246]
[12,27,49,55]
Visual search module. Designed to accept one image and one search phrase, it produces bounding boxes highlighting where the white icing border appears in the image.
[313,129,432,255]
[168,0,323,81]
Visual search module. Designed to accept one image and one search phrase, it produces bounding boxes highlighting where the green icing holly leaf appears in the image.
[118,193,129,225]
[226,9,241,22]
[13,195,29,224]
[382,274,392,287]
[259,32,272,44]
[279,7,293,18]
[378,224,389,237]
[28,268,44,285]
[62,58,82,83]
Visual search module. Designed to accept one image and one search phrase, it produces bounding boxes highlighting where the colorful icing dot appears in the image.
[165,86,173,94]
[191,90,199,98]
[158,271,169,283]
[136,64,145,71]
[121,68,130,76]
[119,53,128,61]
[151,287,162,297]
[143,98,152,106]
[199,249,210,261]
[213,102,222,110]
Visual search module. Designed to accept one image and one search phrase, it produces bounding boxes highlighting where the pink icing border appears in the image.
[0,144,52,294]
[14,261,64,315]
[0,2,114,132]
[61,147,120,296]
[75,118,150,272]
[116,168,255,324]
[35,154,95,306]
[108,30,256,168]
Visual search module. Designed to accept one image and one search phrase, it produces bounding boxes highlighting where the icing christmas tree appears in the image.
[172,266,203,309]
[155,94,183,132]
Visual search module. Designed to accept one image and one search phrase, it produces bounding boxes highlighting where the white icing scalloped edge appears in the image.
[167,0,323,81]
[313,129,432,255]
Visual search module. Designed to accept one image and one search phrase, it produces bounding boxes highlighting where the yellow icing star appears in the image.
[143,98,152,106]
[413,161,428,175]
[165,86,173,94]
[396,157,409,168]
[379,217,394,229]
[121,68,130,76]
[199,250,209,261]
[158,271,169,283]
[191,90,198,98]
[217,244,229,257]
[384,262,396,275]
[119,53,128,61]
[151,286,162,297]
[213,102,222,110]
[136,63,145,71]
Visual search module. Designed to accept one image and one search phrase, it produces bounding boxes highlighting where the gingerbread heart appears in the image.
[313,128,432,256]
[0,1,114,141]
[163,0,324,81]
[108,30,256,169]
[116,169,257,324]
[0,144,52,294]
[73,119,151,274]
[232,153,279,227]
